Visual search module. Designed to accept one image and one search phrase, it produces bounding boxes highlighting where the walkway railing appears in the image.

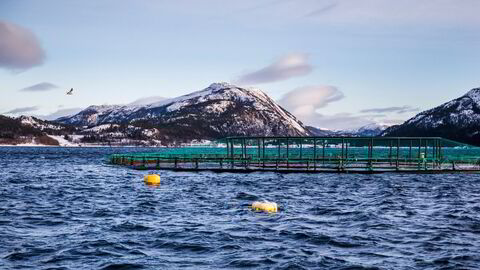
[109,136,480,173]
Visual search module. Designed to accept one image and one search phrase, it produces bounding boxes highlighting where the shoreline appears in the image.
[0,144,162,148]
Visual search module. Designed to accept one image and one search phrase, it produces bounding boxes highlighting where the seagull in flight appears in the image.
[66,88,73,95]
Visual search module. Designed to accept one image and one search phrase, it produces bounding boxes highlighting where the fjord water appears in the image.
[1,147,480,269]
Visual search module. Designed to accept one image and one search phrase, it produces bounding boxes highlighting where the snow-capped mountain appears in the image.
[382,87,480,145]
[305,126,336,136]
[56,82,309,140]
[350,123,390,137]
[307,123,389,137]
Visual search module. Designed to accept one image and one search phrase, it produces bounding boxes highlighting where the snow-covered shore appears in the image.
[0,143,158,148]
[0,135,150,147]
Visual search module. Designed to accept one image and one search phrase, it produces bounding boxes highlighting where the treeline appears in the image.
[0,115,43,139]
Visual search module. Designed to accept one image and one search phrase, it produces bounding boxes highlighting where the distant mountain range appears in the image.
[383,87,480,145]
[307,123,389,137]
[1,83,479,146]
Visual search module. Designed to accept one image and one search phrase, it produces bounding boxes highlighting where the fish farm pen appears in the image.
[109,137,480,173]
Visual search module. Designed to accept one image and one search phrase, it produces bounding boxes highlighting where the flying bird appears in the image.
[66,88,73,95]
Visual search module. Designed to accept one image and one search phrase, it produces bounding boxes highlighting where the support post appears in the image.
[243,138,247,159]
[262,138,265,169]
[300,139,303,159]
[341,138,344,161]
[440,140,443,159]
[226,140,229,157]
[389,140,393,164]
[286,138,289,159]
[322,140,326,165]
[262,138,265,158]
[370,138,374,159]
[409,139,412,162]
[396,138,400,170]
[257,138,261,158]
[231,139,234,168]
[418,139,421,159]
[424,139,428,159]
[277,139,281,158]
[345,139,349,160]
[397,138,400,161]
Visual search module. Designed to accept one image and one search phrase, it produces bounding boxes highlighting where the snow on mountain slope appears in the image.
[351,123,390,136]
[128,96,167,106]
[18,115,67,131]
[56,82,309,139]
[382,87,480,145]
[307,122,389,137]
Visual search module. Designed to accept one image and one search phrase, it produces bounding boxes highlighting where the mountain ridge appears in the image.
[56,82,310,142]
[382,87,480,145]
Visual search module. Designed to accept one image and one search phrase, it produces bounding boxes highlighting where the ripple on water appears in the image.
[1,147,480,269]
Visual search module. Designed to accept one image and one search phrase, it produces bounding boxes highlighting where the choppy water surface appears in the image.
[1,147,480,269]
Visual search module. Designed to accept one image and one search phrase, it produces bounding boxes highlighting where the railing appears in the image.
[109,152,480,173]
[108,136,480,173]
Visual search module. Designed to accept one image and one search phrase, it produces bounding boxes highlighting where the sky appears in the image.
[1,0,479,130]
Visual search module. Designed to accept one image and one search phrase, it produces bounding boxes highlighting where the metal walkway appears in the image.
[109,136,480,173]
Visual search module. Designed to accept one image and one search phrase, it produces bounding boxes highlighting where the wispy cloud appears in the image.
[303,0,480,26]
[20,82,58,92]
[0,20,45,71]
[279,85,344,116]
[234,0,292,14]
[235,53,313,85]
[304,2,338,17]
[360,105,420,114]
[4,106,39,114]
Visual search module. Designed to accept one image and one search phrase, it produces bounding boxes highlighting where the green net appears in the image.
[110,136,480,165]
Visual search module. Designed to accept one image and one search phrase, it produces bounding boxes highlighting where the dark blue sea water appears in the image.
[1,147,480,269]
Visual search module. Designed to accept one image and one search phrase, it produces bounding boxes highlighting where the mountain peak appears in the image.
[206,82,266,96]
[207,82,235,90]
[464,87,480,104]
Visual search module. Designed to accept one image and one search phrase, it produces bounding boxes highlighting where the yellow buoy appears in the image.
[251,201,278,213]
[144,174,160,185]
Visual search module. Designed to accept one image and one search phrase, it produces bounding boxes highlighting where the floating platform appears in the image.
[109,137,480,173]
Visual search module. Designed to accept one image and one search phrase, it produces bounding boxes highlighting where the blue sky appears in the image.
[1,0,479,129]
